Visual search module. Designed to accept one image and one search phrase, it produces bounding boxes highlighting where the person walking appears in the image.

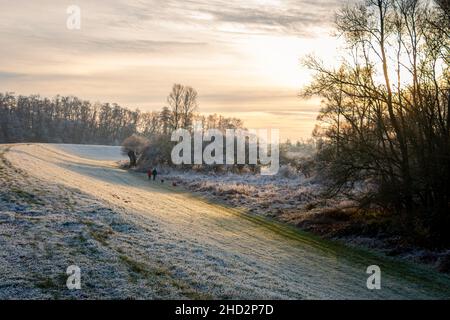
[147,169,152,180]
[152,168,157,181]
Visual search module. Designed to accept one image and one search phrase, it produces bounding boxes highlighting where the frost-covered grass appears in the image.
[164,167,326,218]
[52,144,126,161]
[1,144,449,299]
[163,167,450,274]
[0,145,209,299]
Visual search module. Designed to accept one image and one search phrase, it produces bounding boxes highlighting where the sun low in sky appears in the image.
[0,0,343,141]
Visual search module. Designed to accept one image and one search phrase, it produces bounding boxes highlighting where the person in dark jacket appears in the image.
[147,169,152,180]
[152,168,157,181]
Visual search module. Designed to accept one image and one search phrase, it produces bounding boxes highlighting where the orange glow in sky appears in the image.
[0,0,343,140]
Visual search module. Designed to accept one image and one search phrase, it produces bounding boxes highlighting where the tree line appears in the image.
[303,0,449,245]
[0,84,243,145]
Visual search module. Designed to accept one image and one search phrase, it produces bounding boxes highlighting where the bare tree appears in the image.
[181,86,198,129]
[167,84,185,130]
[121,134,149,167]
[302,0,450,245]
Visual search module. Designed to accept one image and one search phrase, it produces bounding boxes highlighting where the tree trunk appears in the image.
[128,150,137,167]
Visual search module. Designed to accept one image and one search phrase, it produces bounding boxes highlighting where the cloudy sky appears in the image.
[0,0,345,140]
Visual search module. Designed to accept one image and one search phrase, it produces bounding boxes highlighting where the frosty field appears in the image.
[0,143,449,299]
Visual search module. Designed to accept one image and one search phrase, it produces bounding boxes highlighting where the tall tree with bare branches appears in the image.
[302,0,450,245]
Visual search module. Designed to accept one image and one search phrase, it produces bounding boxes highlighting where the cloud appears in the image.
[0,0,342,139]
[200,0,340,36]
[104,0,341,37]
[0,72,24,80]
[20,34,208,54]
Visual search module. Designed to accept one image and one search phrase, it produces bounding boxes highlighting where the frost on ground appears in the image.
[164,168,450,273]
[165,168,323,217]
[54,144,128,161]
[1,144,449,299]
[0,146,206,299]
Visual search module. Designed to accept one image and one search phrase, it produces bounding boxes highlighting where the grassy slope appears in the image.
[131,170,450,297]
